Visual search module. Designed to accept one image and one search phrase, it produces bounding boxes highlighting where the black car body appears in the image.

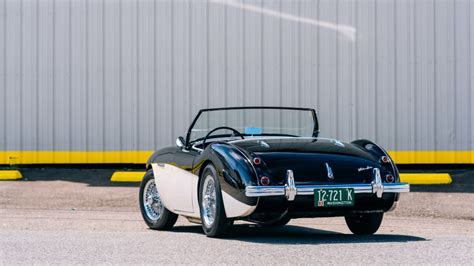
[139,107,409,237]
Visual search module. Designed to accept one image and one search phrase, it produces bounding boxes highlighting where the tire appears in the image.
[345,213,384,235]
[199,164,233,238]
[139,170,178,230]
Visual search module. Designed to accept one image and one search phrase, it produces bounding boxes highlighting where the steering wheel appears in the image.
[202,126,245,148]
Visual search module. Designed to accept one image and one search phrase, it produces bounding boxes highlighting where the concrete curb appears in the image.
[110,172,145,182]
[0,170,23,180]
[400,173,452,185]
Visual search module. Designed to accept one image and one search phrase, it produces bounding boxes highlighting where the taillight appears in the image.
[380,156,391,164]
[253,157,261,166]
[260,176,270,186]
[385,174,395,183]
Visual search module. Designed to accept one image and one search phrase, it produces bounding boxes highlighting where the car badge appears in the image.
[325,163,334,180]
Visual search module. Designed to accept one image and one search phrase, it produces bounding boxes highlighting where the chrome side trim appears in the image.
[245,168,410,200]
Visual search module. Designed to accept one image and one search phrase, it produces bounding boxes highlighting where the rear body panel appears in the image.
[231,138,394,185]
[147,137,405,222]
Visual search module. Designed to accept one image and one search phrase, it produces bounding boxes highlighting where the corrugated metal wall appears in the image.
[0,0,473,164]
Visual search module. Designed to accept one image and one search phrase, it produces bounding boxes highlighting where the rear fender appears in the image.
[195,143,258,218]
[351,139,401,204]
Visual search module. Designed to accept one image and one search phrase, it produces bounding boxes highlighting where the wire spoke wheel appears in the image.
[143,178,164,221]
[201,175,217,227]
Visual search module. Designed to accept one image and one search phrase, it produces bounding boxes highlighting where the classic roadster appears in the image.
[139,107,409,237]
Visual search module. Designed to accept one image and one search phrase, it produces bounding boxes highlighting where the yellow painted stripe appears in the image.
[111,171,146,182]
[0,170,23,180]
[389,151,474,164]
[0,151,153,165]
[0,151,473,165]
[400,173,452,185]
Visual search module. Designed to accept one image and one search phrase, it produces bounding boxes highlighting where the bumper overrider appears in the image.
[245,168,410,201]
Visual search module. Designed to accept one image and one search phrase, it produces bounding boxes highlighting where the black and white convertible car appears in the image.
[139,107,409,237]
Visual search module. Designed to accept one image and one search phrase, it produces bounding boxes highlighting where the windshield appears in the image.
[186,107,318,145]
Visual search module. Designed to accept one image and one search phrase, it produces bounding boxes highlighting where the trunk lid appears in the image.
[231,138,383,185]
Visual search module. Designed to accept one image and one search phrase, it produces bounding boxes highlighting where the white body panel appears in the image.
[151,163,257,219]
[221,191,257,218]
[151,163,200,218]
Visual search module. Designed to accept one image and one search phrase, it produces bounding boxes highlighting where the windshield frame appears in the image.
[184,106,319,148]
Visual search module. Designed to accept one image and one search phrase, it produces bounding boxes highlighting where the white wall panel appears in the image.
[5,0,21,151]
[356,0,377,140]
[0,0,472,159]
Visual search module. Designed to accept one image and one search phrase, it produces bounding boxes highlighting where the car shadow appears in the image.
[169,224,426,245]
[8,167,140,187]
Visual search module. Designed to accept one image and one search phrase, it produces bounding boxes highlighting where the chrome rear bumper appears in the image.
[245,168,410,201]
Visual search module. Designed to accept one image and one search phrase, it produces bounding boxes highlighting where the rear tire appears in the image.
[199,164,233,238]
[139,170,178,230]
[345,213,383,235]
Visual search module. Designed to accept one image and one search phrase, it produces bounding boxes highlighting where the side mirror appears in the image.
[176,136,186,148]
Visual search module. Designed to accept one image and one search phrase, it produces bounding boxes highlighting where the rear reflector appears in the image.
[385,174,395,183]
[380,156,391,164]
[253,157,261,165]
[260,176,270,186]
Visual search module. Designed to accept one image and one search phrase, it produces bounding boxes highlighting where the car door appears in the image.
[151,147,200,216]
[171,148,200,214]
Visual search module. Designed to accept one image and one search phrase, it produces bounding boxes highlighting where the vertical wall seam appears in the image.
[85,0,89,153]
[3,0,6,151]
[278,0,282,125]
[119,0,123,153]
[69,0,72,152]
[335,0,339,139]
[206,0,209,109]
[135,0,139,152]
[170,0,174,141]
[297,0,301,131]
[241,0,245,106]
[153,0,156,149]
[433,0,437,152]
[316,0,320,128]
[102,0,105,153]
[260,0,264,109]
[352,0,358,140]
[393,0,398,150]
[20,0,23,151]
[412,0,417,151]
[374,0,378,142]
[468,1,474,150]
[52,0,56,152]
[36,0,39,152]
[224,1,228,121]
[453,0,457,149]
[242,0,245,105]
[188,2,192,120]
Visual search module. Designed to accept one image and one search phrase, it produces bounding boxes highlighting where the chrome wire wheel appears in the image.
[142,178,163,221]
[201,175,217,227]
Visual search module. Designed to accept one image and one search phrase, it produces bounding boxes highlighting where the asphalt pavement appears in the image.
[0,168,473,264]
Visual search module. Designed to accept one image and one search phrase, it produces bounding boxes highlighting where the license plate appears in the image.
[314,188,355,207]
